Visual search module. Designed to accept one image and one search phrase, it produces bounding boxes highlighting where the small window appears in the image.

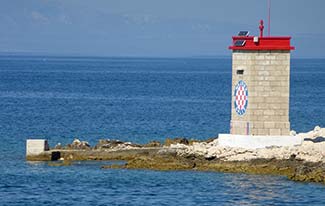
[237,70,244,75]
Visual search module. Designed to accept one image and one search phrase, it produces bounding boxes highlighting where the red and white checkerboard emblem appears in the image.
[234,80,248,116]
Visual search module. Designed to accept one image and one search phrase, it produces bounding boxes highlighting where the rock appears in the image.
[67,138,91,150]
[144,141,162,147]
[157,148,178,156]
[290,163,325,183]
[170,143,189,150]
[290,130,297,136]
[95,139,124,149]
[54,143,62,149]
[313,127,325,138]
[48,160,72,166]
[164,137,189,146]
[314,126,321,132]
[115,142,141,150]
[297,126,325,140]
[188,139,201,145]
[166,126,325,163]
[204,137,217,144]
[321,128,325,137]
[72,139,81,145]
[94,139,141,150]
[191,142,208,156]
[124,154,196,171]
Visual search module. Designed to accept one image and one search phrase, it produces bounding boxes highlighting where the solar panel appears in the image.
[238,31,249,36]
[234,40,246,47]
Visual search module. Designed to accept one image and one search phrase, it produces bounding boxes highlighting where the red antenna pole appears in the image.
[259,20,264,37]
[268,0,271,36]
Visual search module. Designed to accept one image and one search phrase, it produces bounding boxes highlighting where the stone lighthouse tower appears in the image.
[218,20,303,149]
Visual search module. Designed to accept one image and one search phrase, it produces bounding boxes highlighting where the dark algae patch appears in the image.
[100,150,325,184]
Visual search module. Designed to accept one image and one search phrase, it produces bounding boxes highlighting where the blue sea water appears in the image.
[0,56,324,205]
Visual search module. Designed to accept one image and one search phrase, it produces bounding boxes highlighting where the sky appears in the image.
[0,0,325,58]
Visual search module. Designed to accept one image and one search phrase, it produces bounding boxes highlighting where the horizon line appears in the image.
[0,52,324,60]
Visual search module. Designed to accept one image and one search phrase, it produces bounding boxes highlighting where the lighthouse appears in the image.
[218,20,303,149]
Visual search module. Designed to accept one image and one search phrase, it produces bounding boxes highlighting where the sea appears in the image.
[0,56,324,205]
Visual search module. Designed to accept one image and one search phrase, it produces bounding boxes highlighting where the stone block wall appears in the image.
[230,50,291,136]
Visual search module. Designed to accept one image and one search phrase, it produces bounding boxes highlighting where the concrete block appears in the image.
[270,129,281,135]
[257,128,268,135]
[218,134,303,149]
[257,60,270,65]
[270,91,281,96]
[280,81,289,86]
[263,110,275,116]
[276,55,288,60]
[258,81,270,86]
[280,93,289,97]
[285,122,290,129]
[269,103,281,110]
[257,104,265,109]
[255,86,265,92]
[280,60,289,66]
[281,129,290,136]
[253,110,264,116]
[254,76,265,81]
[277,76,289,81]
[258,71,270,76]
[270,60,283,65]
[264,122,275,128]
[275,65,286,70]
[253,122,264,129]
[272,71,282,76]
[265,55,276,60]
[264,76,277,81]
[255,56,265,60]
[280,103,289,109]
[274,122,285,129]
[274,110,286,116]
[26,139,49,156]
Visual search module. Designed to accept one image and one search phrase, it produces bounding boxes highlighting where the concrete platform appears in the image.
[218,134,304,149]
[26,139,49,156]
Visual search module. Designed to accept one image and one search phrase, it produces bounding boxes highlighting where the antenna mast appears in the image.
[268,0,271,36]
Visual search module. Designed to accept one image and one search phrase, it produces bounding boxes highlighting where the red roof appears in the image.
[229,36,295,51]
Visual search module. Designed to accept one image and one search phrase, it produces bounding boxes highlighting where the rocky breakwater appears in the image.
[170,126,325,162]
[27,126,325,184]
[157,126,325,183]
[103,126,325,184]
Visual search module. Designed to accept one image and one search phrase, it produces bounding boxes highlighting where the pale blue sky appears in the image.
[0,0,324,57]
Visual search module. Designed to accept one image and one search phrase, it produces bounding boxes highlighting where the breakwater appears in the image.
[26,126,325,184]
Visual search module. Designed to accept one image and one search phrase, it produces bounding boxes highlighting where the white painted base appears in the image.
[26,139,49,156]
[218,134,303,149]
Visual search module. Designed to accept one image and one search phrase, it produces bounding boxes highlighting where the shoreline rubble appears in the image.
[26,126,325,184]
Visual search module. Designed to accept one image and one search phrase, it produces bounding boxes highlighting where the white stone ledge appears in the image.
[218,134,303,149]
